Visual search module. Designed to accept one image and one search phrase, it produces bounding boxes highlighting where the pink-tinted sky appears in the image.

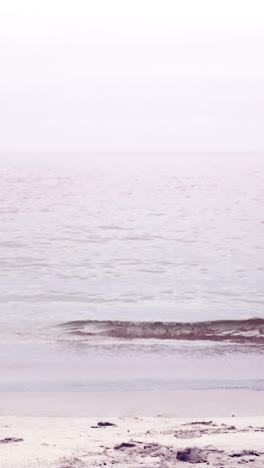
[1,0,264,152]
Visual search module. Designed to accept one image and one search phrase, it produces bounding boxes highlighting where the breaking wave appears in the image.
[59,318,264,344]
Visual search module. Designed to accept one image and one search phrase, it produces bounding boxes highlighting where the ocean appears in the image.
[0,153,263,391]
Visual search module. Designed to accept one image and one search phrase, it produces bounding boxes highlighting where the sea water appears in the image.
[0,153,263,390]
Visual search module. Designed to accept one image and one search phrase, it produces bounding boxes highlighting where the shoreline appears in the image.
[1,390,264,417]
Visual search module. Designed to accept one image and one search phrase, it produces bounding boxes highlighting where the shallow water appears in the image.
[1,339,264,391]
[0,153,263,390]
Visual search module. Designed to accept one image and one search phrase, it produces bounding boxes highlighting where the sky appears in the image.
[0,0,264,153]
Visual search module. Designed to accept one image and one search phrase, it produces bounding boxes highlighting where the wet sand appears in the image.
[0,391,264,467]
[1,391,264,417]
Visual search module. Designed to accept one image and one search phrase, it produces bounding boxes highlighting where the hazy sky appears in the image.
[1,0,264,152]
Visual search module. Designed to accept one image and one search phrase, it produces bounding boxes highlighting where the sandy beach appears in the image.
[1,391,264,467]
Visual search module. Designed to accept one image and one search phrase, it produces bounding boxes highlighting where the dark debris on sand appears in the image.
[176,447,208,463]
[100,440,264,467]
[0,437,24,444]
[91,422,118,428]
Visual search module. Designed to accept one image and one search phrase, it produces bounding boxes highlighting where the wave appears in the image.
[59,318,264,344]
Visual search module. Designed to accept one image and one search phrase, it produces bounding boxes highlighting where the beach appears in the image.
[1,391,264,467]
